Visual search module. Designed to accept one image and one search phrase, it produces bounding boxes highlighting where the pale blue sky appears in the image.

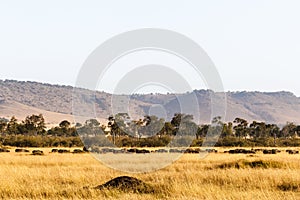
[0,1,299,95]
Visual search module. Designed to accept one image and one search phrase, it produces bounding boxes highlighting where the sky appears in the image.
[0,1,300,95]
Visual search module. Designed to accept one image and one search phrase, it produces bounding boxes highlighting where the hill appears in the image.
[0,79,300,125]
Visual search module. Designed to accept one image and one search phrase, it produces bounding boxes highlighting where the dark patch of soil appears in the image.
[94,176,155,193]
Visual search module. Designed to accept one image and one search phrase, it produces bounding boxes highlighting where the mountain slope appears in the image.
[0,100,74,127]
[0,79,300,124]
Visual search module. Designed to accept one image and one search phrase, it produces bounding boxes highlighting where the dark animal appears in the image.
[263,149,280,154]
[184,148,200,154]
[0,148,10,153]
[32,150,44,155]
[169,149,184,153]
[51,149,58,153]
[136,149,150,154]
[58,149,70,153]
[73,149,85,153]
[205,149,218,153]
[127,148,137,153]
[83,146,89,152]
[229,149,255,154]
[286,150,299,154]
[155,149,168,153]
[15,149,30,153]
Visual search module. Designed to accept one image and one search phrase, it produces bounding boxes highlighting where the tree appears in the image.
[171,113,195,136]
[280,122,297,138]
[249,121,267,139]
[108,113,129,140]
[197,124,209,139]
[160,122,174,136]
[48,120,77,137]
[233,117,248,140]
[23,114,46,135]
[7,116,19,135]
[141,115,164,137]
[171,113,193,128]
[0,118,8,135]
[84,119,103,136]
[131,118,144,139]
[59,120,71,129]
[268,124,280,146]
[226,122,234,136]
[209,116,224,138]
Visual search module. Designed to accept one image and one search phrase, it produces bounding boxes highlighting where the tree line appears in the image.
[1,114,300,147]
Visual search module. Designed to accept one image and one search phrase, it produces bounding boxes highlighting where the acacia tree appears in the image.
[108,113,129,144]
[59,120,71,129]
[267,124,280,146]
[159,122,174,136]
[22,114,46,135]
[0,118,8,135]
[196,124,209,139]
[249,121,267,139]
[209,116,224,138]
[84,119,103,136]
[54,120,77,136]
[141,115,164,137]
[233,117,248,140]
[171,113,195,136]
[280,122,297,138]
[220,123,230,138]
[7,116,19,135]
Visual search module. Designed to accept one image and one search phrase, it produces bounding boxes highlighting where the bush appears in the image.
[1,135,83,147]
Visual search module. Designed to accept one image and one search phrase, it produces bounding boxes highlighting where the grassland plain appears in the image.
[1,147,300,199]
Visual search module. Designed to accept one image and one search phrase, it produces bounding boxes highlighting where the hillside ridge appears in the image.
[1,79,300,124]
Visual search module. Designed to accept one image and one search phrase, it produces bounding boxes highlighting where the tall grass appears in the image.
[0,147,300,199]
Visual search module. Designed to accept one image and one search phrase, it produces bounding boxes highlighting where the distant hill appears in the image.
[0,79,300,125]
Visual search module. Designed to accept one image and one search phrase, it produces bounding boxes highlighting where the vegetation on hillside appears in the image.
[2,79,300,124]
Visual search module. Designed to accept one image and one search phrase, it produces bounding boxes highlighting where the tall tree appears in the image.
[84,119,102,136]
[7,116,19,135]
[108,113,129,144]
[281,122,297,138]
[0,118,8,135]
[233,117,248,140]
[23,114,46,135]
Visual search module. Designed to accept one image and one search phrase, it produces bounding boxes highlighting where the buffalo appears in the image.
[228,149,255,154]
[15,149,30,153]
[286,149,299,154]
[32,150,44,155]
[58,149,70,153]
[0,148,10,153]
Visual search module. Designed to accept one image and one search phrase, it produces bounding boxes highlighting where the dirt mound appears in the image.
[95,176,154,193]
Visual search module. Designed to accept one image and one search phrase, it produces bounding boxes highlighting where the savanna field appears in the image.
[1,147,300,200]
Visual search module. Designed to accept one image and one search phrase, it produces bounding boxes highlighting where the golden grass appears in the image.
[1,147,300,199]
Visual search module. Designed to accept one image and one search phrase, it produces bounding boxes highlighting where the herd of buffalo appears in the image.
[0,147,299,155]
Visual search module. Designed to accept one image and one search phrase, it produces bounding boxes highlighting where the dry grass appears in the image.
[1,147,300,199]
